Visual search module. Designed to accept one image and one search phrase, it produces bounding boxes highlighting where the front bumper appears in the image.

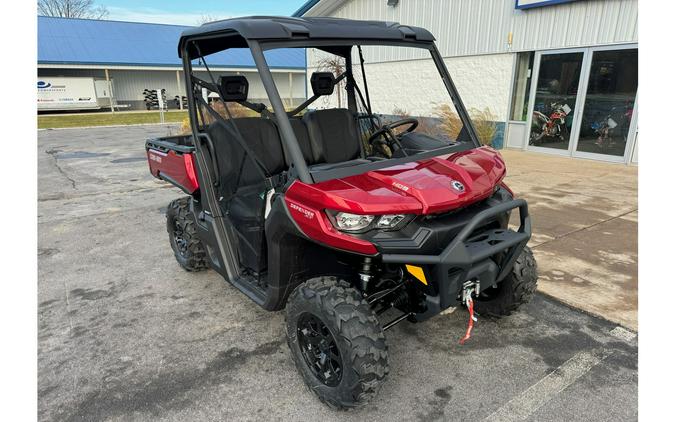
[381,199,531,320]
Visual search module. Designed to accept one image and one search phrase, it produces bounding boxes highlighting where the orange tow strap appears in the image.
[459,296,477,345]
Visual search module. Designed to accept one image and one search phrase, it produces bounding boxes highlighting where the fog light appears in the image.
[376,214,406,229]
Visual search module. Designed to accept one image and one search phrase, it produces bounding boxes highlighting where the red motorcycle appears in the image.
[530,102,572,145]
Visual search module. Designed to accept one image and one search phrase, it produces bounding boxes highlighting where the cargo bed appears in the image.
[146,134,199,194]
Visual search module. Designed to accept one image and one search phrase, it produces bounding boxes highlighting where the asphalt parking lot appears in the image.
[38,125,637,422]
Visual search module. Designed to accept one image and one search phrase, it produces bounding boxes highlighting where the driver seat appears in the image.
[303,108,369,169]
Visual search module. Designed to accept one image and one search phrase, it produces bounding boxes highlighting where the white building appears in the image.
[294,0,638,164]
[38,16,307,111]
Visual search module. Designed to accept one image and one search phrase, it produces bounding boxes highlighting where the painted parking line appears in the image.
[483,349,611,422]
[609,326,636,342]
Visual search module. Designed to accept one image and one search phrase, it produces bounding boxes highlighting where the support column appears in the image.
[288,72,293,108]
[105,68,114,114]
[176,69,183,110]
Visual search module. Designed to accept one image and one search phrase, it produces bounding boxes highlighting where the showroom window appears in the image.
[509,52,534,121]
[575,48,638,157]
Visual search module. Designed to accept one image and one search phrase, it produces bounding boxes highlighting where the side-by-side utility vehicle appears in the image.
[146,16,538,409]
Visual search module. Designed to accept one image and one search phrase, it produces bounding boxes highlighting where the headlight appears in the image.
[333,212,374,232]
[328,211,409,232]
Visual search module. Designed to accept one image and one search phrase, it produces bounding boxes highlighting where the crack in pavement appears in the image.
[38,203,170,225]
[530,208,637,250]
[37,184,173,203]
[45,148,77,190]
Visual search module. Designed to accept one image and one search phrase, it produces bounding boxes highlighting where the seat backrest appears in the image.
[303,108,362,164]
[282,118,315,167]
[206,117,286,188]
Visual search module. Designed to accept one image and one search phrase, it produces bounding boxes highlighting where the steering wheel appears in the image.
[367,118,419,157]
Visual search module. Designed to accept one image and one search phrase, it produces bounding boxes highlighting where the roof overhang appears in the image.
[37,62,305,73]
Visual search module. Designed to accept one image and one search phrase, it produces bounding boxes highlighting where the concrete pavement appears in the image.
[500,150,638,330]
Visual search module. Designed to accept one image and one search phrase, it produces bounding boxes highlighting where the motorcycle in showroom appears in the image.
[529,102,572,146]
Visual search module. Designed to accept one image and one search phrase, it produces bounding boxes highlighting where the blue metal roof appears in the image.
[38,16,306,69]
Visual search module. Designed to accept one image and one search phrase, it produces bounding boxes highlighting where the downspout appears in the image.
[105,68,114,114]
[176,69,183,110]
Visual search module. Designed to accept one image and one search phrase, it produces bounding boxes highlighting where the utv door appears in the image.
[190,130,242,280]
[204,117,285,276]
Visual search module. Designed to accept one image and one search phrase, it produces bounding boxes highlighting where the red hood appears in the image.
[286,146,506,215]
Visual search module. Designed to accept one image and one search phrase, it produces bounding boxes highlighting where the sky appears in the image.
[100,0,309,26]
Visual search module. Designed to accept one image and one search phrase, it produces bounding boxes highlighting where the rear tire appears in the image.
[285,277,389,409]
[166,197,208,272]
[474,246,538,317]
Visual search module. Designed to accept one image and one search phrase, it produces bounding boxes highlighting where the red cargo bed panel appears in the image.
[146,136,199,194]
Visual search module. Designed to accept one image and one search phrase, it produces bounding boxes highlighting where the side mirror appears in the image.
[218,75,248,101]
[310,72,335,96]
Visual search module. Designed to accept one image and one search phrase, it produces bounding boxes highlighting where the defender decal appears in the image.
[289,202,315,219]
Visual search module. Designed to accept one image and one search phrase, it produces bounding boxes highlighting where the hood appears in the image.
[286,146,506,215]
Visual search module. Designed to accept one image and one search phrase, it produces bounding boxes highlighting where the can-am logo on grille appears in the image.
[451,180,465,192]
[289,202,314,219]
[37,80,52,89]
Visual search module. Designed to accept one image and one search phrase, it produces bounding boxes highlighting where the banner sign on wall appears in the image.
[515,0,578,9]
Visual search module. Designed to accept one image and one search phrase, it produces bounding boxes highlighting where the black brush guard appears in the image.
[381,199,531,320]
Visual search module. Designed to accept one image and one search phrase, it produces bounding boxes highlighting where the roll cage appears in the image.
[178,17,481,185]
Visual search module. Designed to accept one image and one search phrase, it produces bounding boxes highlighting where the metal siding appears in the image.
[38,68,302,104]
[307,0,638,57]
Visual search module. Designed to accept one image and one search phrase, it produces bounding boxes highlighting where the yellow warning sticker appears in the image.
[405,264,427,285]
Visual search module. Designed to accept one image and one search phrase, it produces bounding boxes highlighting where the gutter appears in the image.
[292,0,321,17]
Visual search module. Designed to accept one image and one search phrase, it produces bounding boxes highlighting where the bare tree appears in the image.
[316,56,345,108]
[197,14,219,25]
[38,0,109,19]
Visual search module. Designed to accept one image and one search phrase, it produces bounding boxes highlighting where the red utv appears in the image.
[146,16,537,409]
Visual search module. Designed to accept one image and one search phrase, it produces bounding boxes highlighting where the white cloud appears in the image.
[106,6,245,26]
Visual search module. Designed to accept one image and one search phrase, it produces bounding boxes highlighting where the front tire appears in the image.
[166,197,208,272]
[285,277,389,409]
[474,246,538,317]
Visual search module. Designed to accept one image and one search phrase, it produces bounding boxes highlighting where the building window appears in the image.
[510,52,534,121]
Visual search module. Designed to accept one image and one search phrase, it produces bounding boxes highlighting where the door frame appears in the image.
[569,43,639,164]
[524,44,639,163]
[524,47,588,157]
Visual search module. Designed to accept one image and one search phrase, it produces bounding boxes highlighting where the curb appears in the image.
[535,290,637,334]
[38,122,182,131]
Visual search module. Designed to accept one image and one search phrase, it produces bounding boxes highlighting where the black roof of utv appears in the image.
[178,16,435,58]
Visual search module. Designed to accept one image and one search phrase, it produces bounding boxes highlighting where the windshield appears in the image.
[306,45,469,145]
[186,40,479,185]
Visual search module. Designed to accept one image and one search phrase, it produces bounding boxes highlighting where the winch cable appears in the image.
[459,296,477,345]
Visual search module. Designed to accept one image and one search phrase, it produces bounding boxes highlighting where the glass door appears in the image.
[572,47,638,162]
[526,50,585,154]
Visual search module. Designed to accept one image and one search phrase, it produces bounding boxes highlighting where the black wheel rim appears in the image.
[172,220,189,258]
[297,313,343,387]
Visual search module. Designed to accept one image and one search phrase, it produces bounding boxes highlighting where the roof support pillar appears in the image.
[105,68,114,114]
[249,41,311,183]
